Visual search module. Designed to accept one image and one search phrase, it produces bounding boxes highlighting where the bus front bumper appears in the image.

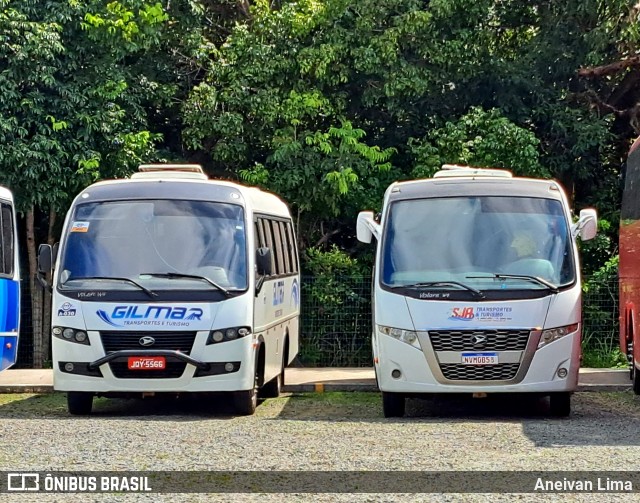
[375,331,580,394]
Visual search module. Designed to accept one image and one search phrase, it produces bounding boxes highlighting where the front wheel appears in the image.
[549,392,571,417]
[234,364,259,416]
[382,391,405,418]
[67,392,93,415]
[233,388,257,416]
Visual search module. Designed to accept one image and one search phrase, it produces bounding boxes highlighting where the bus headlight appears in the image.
[53,326,91,346]
[377,325,421,349]
[206,326,251,345]
[538,323,579,348]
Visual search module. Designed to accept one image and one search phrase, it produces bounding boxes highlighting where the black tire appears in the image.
[233,388,257,416]
[549,392,571,417]
[261,339,289,399]
[382,391,405,418]
[632,365,640,395]
[67,392,93,416]
[234,360,259,416]
[260,370,282,399]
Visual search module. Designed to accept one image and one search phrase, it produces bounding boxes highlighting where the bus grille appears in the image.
[429,329,530,351]
[439,363,520,381]
[99,331,197,354]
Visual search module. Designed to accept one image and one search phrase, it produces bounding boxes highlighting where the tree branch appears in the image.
[314,228,340,247]
[578,56,640,78]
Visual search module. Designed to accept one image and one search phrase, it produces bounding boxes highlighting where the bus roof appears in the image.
[0,186,14,202]
[385,175,566,203]
[73,176,291,218]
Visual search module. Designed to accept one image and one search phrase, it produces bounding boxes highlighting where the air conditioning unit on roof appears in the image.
[433,164,513,179]
[132,164,208,180]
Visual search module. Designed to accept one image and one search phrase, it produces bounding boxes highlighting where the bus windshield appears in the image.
[381,196,574,290]
[58,200,247,291]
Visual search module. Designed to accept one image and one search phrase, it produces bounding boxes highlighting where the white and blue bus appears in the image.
[357,165,597,417]
[38,164,299,415]
[0,186,19,371]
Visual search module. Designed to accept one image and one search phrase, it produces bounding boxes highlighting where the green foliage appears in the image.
[581,346,628,369]
[410,107,546,178]
[582,255,619,366]
[300,246,371,366]
[0,0,177,213]
[580,219,617,276]
[182,0,634,254]
[304,243,368,275]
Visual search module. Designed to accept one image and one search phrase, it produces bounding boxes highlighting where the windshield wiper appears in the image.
[141,272,231,297]
[466,274,559,293]
[392,281,485,299]
[62,276,158,298]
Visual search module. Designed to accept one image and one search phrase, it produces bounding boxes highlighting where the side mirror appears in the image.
[37,244,53,291]
[357,211,381,243]
[572,208,598,241]
[256,247,273,276]
[38,244,52,274]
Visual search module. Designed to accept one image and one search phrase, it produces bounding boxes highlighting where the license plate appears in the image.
[461,352,498,365]
[127,356,166,370]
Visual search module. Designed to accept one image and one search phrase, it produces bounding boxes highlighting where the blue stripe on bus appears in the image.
[0,279,19,370]
[0,278,19,332]
[0,335,18,371]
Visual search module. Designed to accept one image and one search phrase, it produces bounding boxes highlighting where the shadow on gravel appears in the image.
[271,391,640,447]
[0,392,256,420]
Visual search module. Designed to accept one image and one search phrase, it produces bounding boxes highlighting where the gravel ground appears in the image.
[0,391,638,502]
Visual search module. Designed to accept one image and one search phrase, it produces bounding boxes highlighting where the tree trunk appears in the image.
[26,207,43,368]
[42,207,56,366]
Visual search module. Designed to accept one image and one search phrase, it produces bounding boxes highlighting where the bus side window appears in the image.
[258,218,276,276]
[0,203,13,276]
[285,222,298,274]
[272,220,285,275]
[278,221,291,274]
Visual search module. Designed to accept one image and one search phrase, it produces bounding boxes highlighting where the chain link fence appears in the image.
[14,277,620,368]
[297,275,620,367]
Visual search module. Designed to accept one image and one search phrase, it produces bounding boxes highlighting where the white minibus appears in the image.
[357,165,597,417]
[38,164,300,415]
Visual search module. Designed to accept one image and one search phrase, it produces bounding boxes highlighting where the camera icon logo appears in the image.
[7,473,40,491]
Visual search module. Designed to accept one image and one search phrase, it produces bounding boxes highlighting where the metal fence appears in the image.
[14,276,620,368]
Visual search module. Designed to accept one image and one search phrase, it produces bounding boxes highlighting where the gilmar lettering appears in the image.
[96,305,205,328]
[273,280,285,306]
[111,306,203,321]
